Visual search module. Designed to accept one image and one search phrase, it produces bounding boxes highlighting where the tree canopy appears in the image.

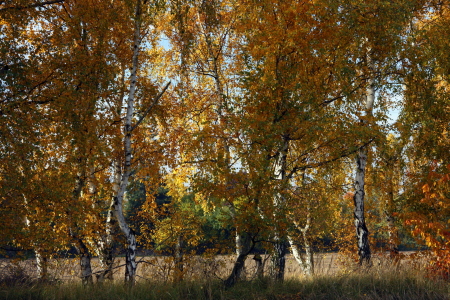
[1,0,449,284]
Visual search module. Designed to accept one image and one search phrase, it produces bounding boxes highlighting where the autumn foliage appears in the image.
[1,0,449,286]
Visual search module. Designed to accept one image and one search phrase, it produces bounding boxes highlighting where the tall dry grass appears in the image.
[0,253,448,299]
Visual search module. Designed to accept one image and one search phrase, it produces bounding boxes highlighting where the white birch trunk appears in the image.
[86,165,114,282]
[288,238,305,271]
[354,148,371,264]
[288,205,314,277]
[97,159,121,282]
[289,232,313,277]
[113,0,142,284]
[35,249,48,281]
[301,227,314,276]
[353,48,375,265]
[97,65,126,282]
[271,138,289,282]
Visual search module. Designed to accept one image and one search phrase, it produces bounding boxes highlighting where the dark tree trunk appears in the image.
[224,231,252,288]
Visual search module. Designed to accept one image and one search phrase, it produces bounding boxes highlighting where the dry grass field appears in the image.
[0,253,353,283]
[0,252,448,300]
[0,252,427,283]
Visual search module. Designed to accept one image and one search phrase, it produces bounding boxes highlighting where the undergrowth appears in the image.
[0,268,448,300]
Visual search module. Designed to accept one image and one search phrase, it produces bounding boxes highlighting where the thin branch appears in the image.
[181,158,218,165]
[130,81,170,132]
[135,274,151,281]
[287,137,375,179]
[90,263,126,275]
[0,0,65,11]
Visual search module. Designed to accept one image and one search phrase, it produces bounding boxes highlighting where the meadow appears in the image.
[0,252,448,300]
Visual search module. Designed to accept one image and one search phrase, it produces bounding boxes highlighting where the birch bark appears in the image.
[353,48,375,265]
[112,0,142,284]
[287,171,314,276]
[70,173,94,285]
[97,198,115,282]
[288,212,314,276]
[35,249,48,281]
[97,65,126,282]
[271,137,289,282]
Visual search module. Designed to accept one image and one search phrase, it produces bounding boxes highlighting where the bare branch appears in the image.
[0,0,65,11]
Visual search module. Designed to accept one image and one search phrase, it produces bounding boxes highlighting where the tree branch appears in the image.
[130,81,170,132]
[0,0,65,11]
[287,137,375,179]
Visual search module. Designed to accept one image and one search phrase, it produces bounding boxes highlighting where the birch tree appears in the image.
[162,0,255,286]
[352,47,375,265]
[337,0,423,265]
[111,0,170,284]
[235,0,370,280]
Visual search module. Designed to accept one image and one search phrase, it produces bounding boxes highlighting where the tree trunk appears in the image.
[112,0,142,284]
[75,238,93,285]
[124,230,137,283]
[301,228,314,275]
[225,253,248,288]
[270,137,289,282]
[97,160,121,282]
[97,197,116,282]
[68,171,95,284]
[288,193,314,277]
[288,234,314,277]
[353,47,375,265]
[224,231,251,288]
[354,147,371,265]
[385,174,399,260]
[173,234,184,283]
[253,254,264,279]
[97,239,114,282]
[385,210,399,259]
[23,197,49,282]
[271,237,288,282]
[97,64,126,283]
[35,249,48,281]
